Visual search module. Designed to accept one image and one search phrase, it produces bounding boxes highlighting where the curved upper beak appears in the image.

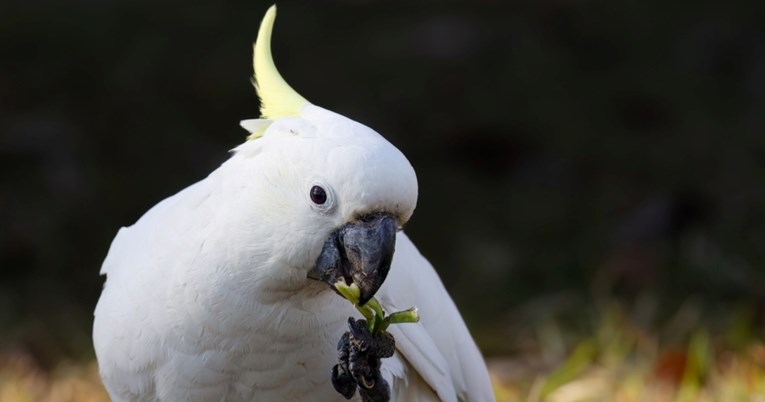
[309,213,397,305]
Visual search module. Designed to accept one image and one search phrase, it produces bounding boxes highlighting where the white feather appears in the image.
[380,234,495,402]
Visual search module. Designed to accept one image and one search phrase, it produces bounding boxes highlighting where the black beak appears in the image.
[309,213,397,305]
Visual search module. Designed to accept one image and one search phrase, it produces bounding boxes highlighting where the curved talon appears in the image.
[358,376,391,402]
[358,374,375,389]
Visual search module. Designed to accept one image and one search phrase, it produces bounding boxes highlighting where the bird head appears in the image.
[228,6,417,304]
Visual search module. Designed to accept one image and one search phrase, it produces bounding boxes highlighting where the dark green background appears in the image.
[2,0,763,364]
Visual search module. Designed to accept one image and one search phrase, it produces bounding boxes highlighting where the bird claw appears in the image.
[331,363,358,399]
[331,318,395,402]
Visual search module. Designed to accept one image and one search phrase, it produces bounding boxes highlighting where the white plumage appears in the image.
[94,6,494,402]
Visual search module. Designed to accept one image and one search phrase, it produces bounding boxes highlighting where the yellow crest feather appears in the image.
[252,5,309,123]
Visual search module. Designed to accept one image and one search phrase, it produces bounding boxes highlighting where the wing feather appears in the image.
[378,233,495,402]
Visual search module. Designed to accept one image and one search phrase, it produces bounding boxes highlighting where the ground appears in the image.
[3,298,765,402]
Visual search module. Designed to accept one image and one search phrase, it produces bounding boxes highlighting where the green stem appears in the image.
[379,308,420,332]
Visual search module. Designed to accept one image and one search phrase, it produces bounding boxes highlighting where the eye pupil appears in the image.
[310,185,327,205]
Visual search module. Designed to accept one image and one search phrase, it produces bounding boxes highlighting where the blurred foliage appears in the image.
[0,354,107,402]
[1,0,764,375]
[488,296,765,401]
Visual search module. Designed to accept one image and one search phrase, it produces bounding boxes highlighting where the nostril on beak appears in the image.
[357,212,396,226]
[358,213,379,224]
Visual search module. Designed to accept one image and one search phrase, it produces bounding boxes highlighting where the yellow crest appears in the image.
[252,5,309,125]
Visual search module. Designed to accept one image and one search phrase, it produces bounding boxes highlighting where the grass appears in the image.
[0,353,107,402]
[487,295,765,401]
[2,297,765,401]
[489,327,765,402]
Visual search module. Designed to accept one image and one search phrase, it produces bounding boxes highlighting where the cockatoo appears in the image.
[93,5,494,402]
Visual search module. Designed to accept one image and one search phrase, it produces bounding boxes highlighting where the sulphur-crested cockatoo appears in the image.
[93,6,494,402]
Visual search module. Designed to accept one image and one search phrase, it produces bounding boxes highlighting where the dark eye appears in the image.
[310,185,327,205]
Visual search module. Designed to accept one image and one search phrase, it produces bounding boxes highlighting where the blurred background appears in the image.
[2,0,764,400]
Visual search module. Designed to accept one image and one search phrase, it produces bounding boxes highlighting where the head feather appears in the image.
[252,5,309,125]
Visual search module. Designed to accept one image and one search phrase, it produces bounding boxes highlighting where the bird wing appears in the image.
[93,177,224,401]
[377,233,496,402]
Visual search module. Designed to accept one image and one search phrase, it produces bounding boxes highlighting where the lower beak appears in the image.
[309,213,397,305]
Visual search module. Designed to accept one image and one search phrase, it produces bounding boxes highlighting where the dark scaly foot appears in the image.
[346,318,395,402]
[332,332,357,399]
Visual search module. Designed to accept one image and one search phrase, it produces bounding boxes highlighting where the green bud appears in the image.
[378,307,419,333]
[335,281,375,326]
[387,308,419,324]
[335,281,361,304]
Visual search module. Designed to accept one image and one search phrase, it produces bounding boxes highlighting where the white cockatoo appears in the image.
[93,5,495,402]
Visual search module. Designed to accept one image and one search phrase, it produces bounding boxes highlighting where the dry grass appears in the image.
[2,300,765,401]
[488,298,765,402]
[0,353,108,402]
[490,338,765,402]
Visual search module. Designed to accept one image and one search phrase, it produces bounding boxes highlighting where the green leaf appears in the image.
[540,339,597,398]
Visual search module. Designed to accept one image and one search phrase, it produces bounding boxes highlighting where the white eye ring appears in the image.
[305,178,336,214]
